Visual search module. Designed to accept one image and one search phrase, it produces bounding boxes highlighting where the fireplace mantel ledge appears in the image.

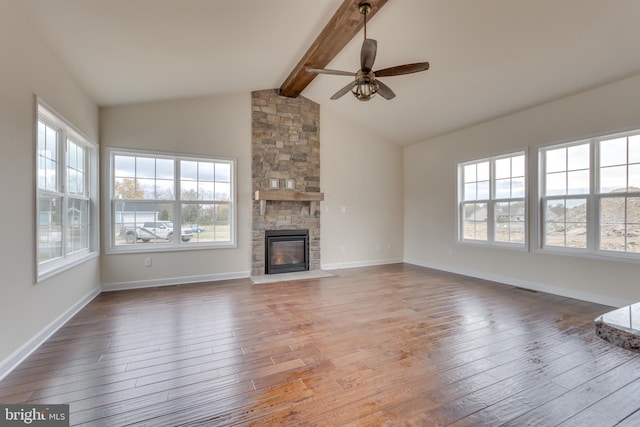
[254,190,324,202]
[254,190,324,216]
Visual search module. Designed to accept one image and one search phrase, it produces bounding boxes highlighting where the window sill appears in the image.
[37,251,99,283]
[105,241,237,255]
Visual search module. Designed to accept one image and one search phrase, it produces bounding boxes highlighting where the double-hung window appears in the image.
[540,130,640,257]
[459,152,527,246]
[107,148,235,253]
[36,101,99,281]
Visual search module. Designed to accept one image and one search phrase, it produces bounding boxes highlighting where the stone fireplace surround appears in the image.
[251,90,322,276]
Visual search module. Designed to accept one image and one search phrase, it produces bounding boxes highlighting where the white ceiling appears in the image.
[20,0,640,146]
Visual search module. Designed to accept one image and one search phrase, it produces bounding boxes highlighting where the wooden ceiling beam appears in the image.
[279,0,388,98]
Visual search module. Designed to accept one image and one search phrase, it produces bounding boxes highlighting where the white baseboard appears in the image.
[101,271,251,292]
[322,258,404,271]
[404,258,630,308]
[0,287,101,382]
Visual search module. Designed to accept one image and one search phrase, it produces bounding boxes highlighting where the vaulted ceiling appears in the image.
[19,0,640,146]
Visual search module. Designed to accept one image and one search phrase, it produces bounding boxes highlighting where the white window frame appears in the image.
[105,147,237,254]
[538,129,640,262]
[457,151,528,249]
[36,99,99,282]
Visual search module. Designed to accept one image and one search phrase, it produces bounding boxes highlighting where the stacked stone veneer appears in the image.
[251,89,321,276]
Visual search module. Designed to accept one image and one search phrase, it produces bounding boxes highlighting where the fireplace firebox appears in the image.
[265,229,309,274]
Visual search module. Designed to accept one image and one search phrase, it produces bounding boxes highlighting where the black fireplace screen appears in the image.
[265,229,309,274]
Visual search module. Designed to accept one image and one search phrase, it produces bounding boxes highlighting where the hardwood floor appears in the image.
[1,263,639,426]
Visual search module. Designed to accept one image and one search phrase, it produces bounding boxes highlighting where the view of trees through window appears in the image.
[111,152,234,249]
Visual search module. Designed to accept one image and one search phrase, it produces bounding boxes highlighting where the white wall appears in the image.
[99,94,252,288]
[0,0,100,373]
[405,74,640,307]
[321,107,404,269]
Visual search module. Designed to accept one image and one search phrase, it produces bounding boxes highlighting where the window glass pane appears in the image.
[495,178,511,199]
[544,198,587,249]
[114,177,142,199]
[477,162,489,181]
[627,197,640,253]
[546,148,566,173]
[38,122,59,192]
[114,155,135,178]
[156,179,174,200]
[544,199,565,247]
[477,181,489,200]
[629,135,640,164]
[182,203,215,243]
[600,137,627,167]
[38,195,63,262]
[546,172,566,196]
[463,202,487,241]
[600,165,626,193]
[215,163,231,182]
[215,182,231,201]
[600,197,625,224]
[511,177,525,198]
[114,201,175,245]
[137,178,156,199]
[463,164,476,183]
[564,199,587,249]
[494,201,510,242]
[567,170,589,195]
[567,144,590,170]
[495,158,511,180]
[495,201,526,243]
[181,180,198,200]
[198,182,215,200]
[67,198,89,253]
[629,164,640,191]
[214,204,231,241]
[198,162,215,182]
[136,157,156,178]
[156,159,174,179]
[600,196,625,252]
[512,155,525,177]
[46,159,58,191]
[181,160,198,181]
[464,183,476,201]
[67,141,86,196]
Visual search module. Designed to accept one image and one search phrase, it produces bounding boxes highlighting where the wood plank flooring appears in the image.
[1,263,639,426]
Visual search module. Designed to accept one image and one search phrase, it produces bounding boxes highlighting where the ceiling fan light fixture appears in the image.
[351,79,377,101]
[307,1,429,101]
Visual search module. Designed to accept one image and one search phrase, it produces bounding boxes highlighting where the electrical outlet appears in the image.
[144,257,152,267]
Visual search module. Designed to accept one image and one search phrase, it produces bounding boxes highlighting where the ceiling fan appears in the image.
[307,2,430,101]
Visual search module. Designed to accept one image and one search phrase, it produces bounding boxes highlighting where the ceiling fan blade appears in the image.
[360,38,377,73]
[306,68,354,77]
[330,81,355,100]
[375,79,396,100]
[374,62,430,78]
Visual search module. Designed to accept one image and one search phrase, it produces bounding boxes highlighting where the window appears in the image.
[540,130,640,257]
[36,101,99,281]
[107,149,235,252]
[459,152,526,246]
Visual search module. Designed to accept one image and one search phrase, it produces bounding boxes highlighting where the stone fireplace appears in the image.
[251,90,322,276]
